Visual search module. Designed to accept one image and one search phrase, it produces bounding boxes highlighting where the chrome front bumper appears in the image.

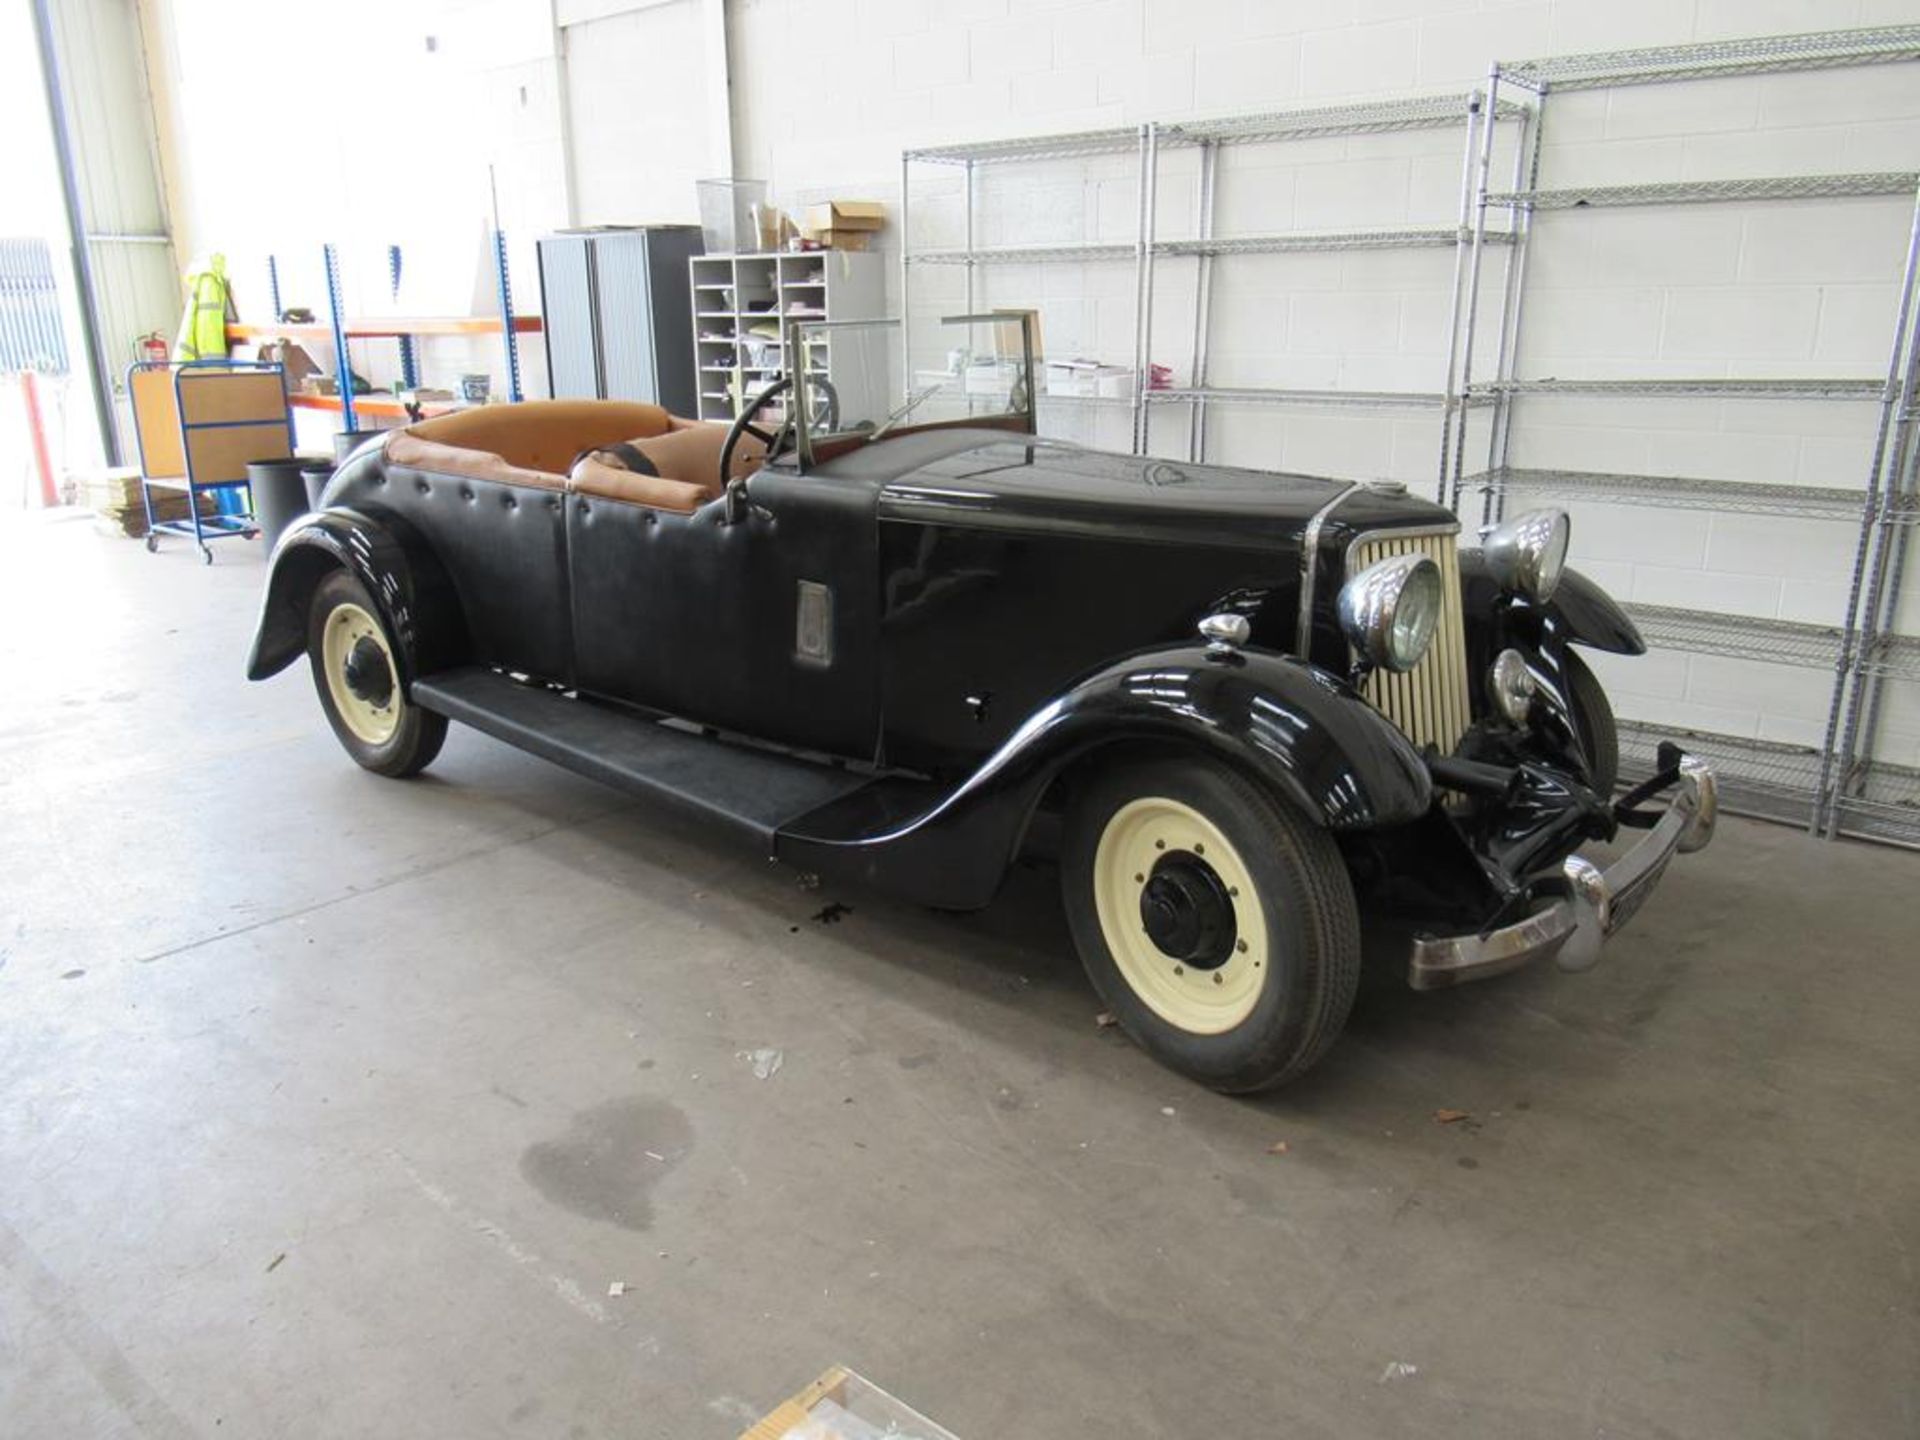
[1408,755,1718,991]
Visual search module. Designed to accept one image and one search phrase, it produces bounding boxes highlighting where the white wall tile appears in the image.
[1193,34,1302,110]
[893,27,971,88]
[1660,286,1821,360]
[969,14,1054,79]
[1299,22,1417,100]
[1414,3,1552,88]
[1632,564,1782,615]
[1568,502,1711,568]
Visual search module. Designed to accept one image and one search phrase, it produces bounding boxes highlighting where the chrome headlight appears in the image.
[1483,508,1570,602]
[1338,554,1441,673]
[1488,647,1537,726]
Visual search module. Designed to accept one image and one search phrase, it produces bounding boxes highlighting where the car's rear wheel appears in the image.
[1564,649,1618,795]
[306,570,446,778]
[1061,755,1361,1093]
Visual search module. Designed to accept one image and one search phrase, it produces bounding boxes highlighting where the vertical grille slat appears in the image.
[1349,528,1472,755]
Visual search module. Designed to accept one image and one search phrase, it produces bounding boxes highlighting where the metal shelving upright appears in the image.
[1448,25,1920,845]
[241,238,533,430]
[901,94,1525,469]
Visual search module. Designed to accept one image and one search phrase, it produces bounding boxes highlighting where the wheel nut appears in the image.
[1195,843,1205,855]
[1173,965,1184,976]
[1235,939,1248,953]
[1212,972,1223,985]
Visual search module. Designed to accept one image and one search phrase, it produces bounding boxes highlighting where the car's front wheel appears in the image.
[306,570,447,778]
[1061,755,1361,1093]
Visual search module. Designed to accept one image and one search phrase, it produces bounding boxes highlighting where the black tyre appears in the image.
[306,570,447,778]
[1061,755,1361,1093]
[1563,649,1618,795]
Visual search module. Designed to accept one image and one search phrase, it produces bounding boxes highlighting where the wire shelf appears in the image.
[1618,720,1822,827]
[1471,377,1887,400]
[1832,756,1920,847]
[1627,604,1844,670]
[1860,632,1920,682]
[1180,94,1523,145]
[1500,25,1920,92]
[910,240,1135,265]
[1475,467,1871,520]
[1159,226,1512,256]
[1489,172,1918,210]
[1147,385,1451,410]
[904,93,1520,165]
[904,125,1171,165]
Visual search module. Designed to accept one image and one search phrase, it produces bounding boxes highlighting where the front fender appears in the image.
[1461,551,1644,656]
[245,507,466,685]
[777,645,1432,910]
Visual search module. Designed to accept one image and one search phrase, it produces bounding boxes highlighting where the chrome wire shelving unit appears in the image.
[901,93,1524,461]
[1448,24,1920,847]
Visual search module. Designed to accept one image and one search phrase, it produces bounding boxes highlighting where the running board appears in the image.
[410,667,876,847]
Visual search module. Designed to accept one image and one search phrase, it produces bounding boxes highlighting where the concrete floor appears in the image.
[2,509,1917,1440]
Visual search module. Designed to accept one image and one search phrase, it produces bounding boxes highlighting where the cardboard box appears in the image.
[992,307,1043,365]
[1046,359,1132,397]
[803,200,886,236]
[809,230,872,251]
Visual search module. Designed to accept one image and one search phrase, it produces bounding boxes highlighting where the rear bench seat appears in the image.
[382,400,765,514]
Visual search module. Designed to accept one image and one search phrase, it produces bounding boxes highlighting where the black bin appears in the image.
[334,429,383,463]
[246,459,310,548]
[300,461,335,509]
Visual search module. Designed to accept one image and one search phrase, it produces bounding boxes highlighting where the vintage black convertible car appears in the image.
[248,316,1715,1092]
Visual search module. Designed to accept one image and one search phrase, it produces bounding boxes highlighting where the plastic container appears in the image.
[697,178,768,254]
[246,459,310,547]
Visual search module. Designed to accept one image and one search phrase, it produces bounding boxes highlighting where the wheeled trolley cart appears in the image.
[128,359,293,563]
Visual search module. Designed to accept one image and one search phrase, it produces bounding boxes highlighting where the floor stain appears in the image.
[519,1097,692,1231]
[897,1052,936,1070]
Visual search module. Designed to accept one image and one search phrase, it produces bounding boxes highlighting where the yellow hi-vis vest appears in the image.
[175,252,234,361]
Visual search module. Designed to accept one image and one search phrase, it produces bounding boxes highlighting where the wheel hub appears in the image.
[1139,853,1237,969]
[342,635,394,706]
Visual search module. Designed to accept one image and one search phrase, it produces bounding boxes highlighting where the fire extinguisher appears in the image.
[135,331,169,366]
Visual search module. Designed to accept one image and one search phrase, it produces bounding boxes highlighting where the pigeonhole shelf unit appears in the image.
[689,250,885,422]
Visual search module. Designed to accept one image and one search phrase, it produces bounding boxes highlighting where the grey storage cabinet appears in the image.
[537,226,703,413]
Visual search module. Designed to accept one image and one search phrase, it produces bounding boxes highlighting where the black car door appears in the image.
[565,465,882,762]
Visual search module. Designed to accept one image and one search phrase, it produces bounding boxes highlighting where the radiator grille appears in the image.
[1348,528,1472,755]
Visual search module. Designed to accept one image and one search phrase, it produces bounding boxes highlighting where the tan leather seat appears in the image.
[567,419,766,513]
[404,400,673,475]
[380,399,765,515]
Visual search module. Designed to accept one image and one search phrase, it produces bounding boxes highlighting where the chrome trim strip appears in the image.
[1295,481,1361,657]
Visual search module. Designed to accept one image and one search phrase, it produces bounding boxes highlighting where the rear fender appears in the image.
[245,507,466,684]
[777,645,1432,910]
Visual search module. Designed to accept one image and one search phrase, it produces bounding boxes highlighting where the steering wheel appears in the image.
[718,375,840,487]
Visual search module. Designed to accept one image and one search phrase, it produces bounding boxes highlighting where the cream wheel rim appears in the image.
[1091,796,1269,1035]
[321,601,401,746]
